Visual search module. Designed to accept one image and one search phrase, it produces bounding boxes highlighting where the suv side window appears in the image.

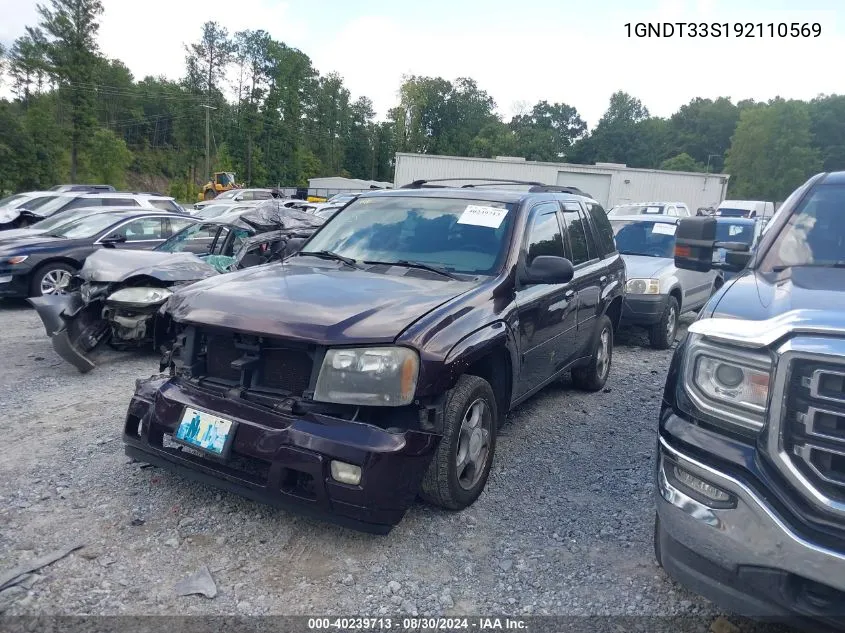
[560,204,592,265]
[63,197,103,211]
[585,202,616,256]
[525,203,564,265]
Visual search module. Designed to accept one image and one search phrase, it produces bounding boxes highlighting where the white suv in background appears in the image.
[0,192,185,229]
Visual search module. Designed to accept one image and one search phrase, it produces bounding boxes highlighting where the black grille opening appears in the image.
[205,334,241,382]
[259,347,312,394]
[280,469,316,500]
[812,408,845,441]
[818,371,845,400]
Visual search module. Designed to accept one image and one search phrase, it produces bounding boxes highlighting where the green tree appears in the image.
[725,99,821,200]
[510,100,586,161]
[86,127,132,187]
[570,91,650,165]
[38,0,105,181]
[660,152,706,172]
[8,29,49,106]
[190,22,236,96]
[809,94,845,172]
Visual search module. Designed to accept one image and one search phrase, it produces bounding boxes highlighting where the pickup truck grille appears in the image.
[782,358,845,504]
[199,329,314,396]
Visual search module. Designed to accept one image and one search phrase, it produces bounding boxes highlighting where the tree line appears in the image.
[1,0,843,202]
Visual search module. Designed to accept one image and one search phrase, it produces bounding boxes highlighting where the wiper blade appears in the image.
[364,259,459,280]
[298,250,360,268]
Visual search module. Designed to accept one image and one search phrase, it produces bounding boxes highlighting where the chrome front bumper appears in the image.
[657,437,845,611]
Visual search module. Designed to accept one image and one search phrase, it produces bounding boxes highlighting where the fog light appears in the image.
[331,460,362,485]
[673,466,732,503]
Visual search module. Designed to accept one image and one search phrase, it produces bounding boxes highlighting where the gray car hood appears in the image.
[80,248,220,283]
[621,254,673,279]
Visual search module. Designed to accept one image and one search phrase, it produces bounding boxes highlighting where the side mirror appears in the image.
[101,234,127,248]
[725,250,753,272]
[674,217,716,272]
[521,255,574,285]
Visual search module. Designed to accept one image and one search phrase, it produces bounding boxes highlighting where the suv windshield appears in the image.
[31,195,75,217]
[759,183,845,271]
[608,204,665,217]
[611,219,677,258]
[301,196,516,275]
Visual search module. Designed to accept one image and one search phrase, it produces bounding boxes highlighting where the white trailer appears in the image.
[394,153,730,212]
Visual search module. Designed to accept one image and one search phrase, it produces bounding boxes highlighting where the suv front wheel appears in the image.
[420,374,498,510]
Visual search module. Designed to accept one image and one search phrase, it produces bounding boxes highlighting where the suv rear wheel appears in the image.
[420,374,497,510]
[572,315,613,391]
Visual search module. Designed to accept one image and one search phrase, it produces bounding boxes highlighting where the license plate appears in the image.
[175,407,235,457]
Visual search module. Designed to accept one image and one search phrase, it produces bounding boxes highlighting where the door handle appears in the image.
[600,275,608,284]
[564,289,575,299]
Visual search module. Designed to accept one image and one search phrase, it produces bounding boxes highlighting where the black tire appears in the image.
[654,513,663,567]
[29,262,76,298]
[420,375,498,510]
[571,314,613,391]
[649,296,679,350]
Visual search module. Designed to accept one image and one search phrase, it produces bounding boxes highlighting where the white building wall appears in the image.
[394,153,729,212]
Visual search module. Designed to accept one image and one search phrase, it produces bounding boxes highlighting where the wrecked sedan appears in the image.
[124,185,625,533]
[31,202,324,373]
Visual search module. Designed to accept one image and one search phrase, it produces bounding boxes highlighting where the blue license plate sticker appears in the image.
[175,408,234,456]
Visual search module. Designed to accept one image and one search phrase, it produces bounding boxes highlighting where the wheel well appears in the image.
[604,296,623,332]
[669,287,683,312]
[464,347,512,418]
[31,258,79,277]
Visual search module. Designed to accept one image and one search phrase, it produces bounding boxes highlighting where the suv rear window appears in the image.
[586,202,617,256]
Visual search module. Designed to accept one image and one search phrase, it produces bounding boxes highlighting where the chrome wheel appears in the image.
[456,398,492,491]
[40,269,72,295]
[596,327,611,379]
[666,305,677,341]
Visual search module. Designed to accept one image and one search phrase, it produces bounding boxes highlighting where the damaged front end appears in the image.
[125,323,444,533]
[30,280,176,373]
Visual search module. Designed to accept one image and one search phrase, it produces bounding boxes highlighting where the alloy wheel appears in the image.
[456,398,493,491]
[40,270,72,295]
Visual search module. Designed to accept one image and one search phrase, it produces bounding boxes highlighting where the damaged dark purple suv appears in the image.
[123,182,626,532]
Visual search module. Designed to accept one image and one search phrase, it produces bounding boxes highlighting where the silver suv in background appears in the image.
[611,215,721,348]
[608,201,692,218]
[193,188,283,211]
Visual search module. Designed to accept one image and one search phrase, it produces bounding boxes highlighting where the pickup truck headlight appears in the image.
[626,278,660,294]
[106,287,173,306]
[683,334,772,431]
[314,346,419,406]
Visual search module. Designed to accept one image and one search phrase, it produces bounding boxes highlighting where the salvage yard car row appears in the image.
[1,173,843,628]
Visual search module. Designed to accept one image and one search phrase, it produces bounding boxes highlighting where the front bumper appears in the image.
[622,294,668,326]
[657,426,845,626]
[123,376,440,533]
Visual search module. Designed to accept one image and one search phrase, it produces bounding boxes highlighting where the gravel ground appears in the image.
[0,300,789,631]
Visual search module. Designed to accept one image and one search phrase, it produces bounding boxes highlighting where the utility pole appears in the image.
[201,104,217,182]
[706,154,721,174]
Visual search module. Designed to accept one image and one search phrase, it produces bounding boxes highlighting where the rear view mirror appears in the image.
[675,218,717,272]
[521,256,574,285]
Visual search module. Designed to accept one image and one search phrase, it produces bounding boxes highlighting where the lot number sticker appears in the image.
[652,223,677,236]
[643,207,661,214]
[458,205,509,229]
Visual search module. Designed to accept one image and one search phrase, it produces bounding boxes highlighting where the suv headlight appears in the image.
[106,287,173,306]
[683,333,772,431]
[626,278,660,294]
[314,346,419,407]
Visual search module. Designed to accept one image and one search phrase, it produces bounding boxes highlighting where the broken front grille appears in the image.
[197,329,315,396]
[783,359,845,504]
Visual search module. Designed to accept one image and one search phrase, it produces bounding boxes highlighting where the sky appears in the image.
[0,0,842,127]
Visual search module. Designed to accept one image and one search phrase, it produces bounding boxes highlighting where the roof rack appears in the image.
[400,178,590,197]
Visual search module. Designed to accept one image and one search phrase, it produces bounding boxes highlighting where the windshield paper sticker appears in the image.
[652,223,677,236]
[458,205,509,229]
[643,206,661,214]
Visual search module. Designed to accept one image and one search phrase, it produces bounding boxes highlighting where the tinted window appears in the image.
[150,199,180,212]
[525,204,564,265]
[586,203,616,256]
[561,206,592,265]
[115,217,166,242]
[101,197,139,207]
[62,197,103,211]
[759,183,845,271]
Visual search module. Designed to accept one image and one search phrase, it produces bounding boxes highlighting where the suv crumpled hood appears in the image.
[165,262,474,345]
[80,248,219,283]
[712,267,845,320]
